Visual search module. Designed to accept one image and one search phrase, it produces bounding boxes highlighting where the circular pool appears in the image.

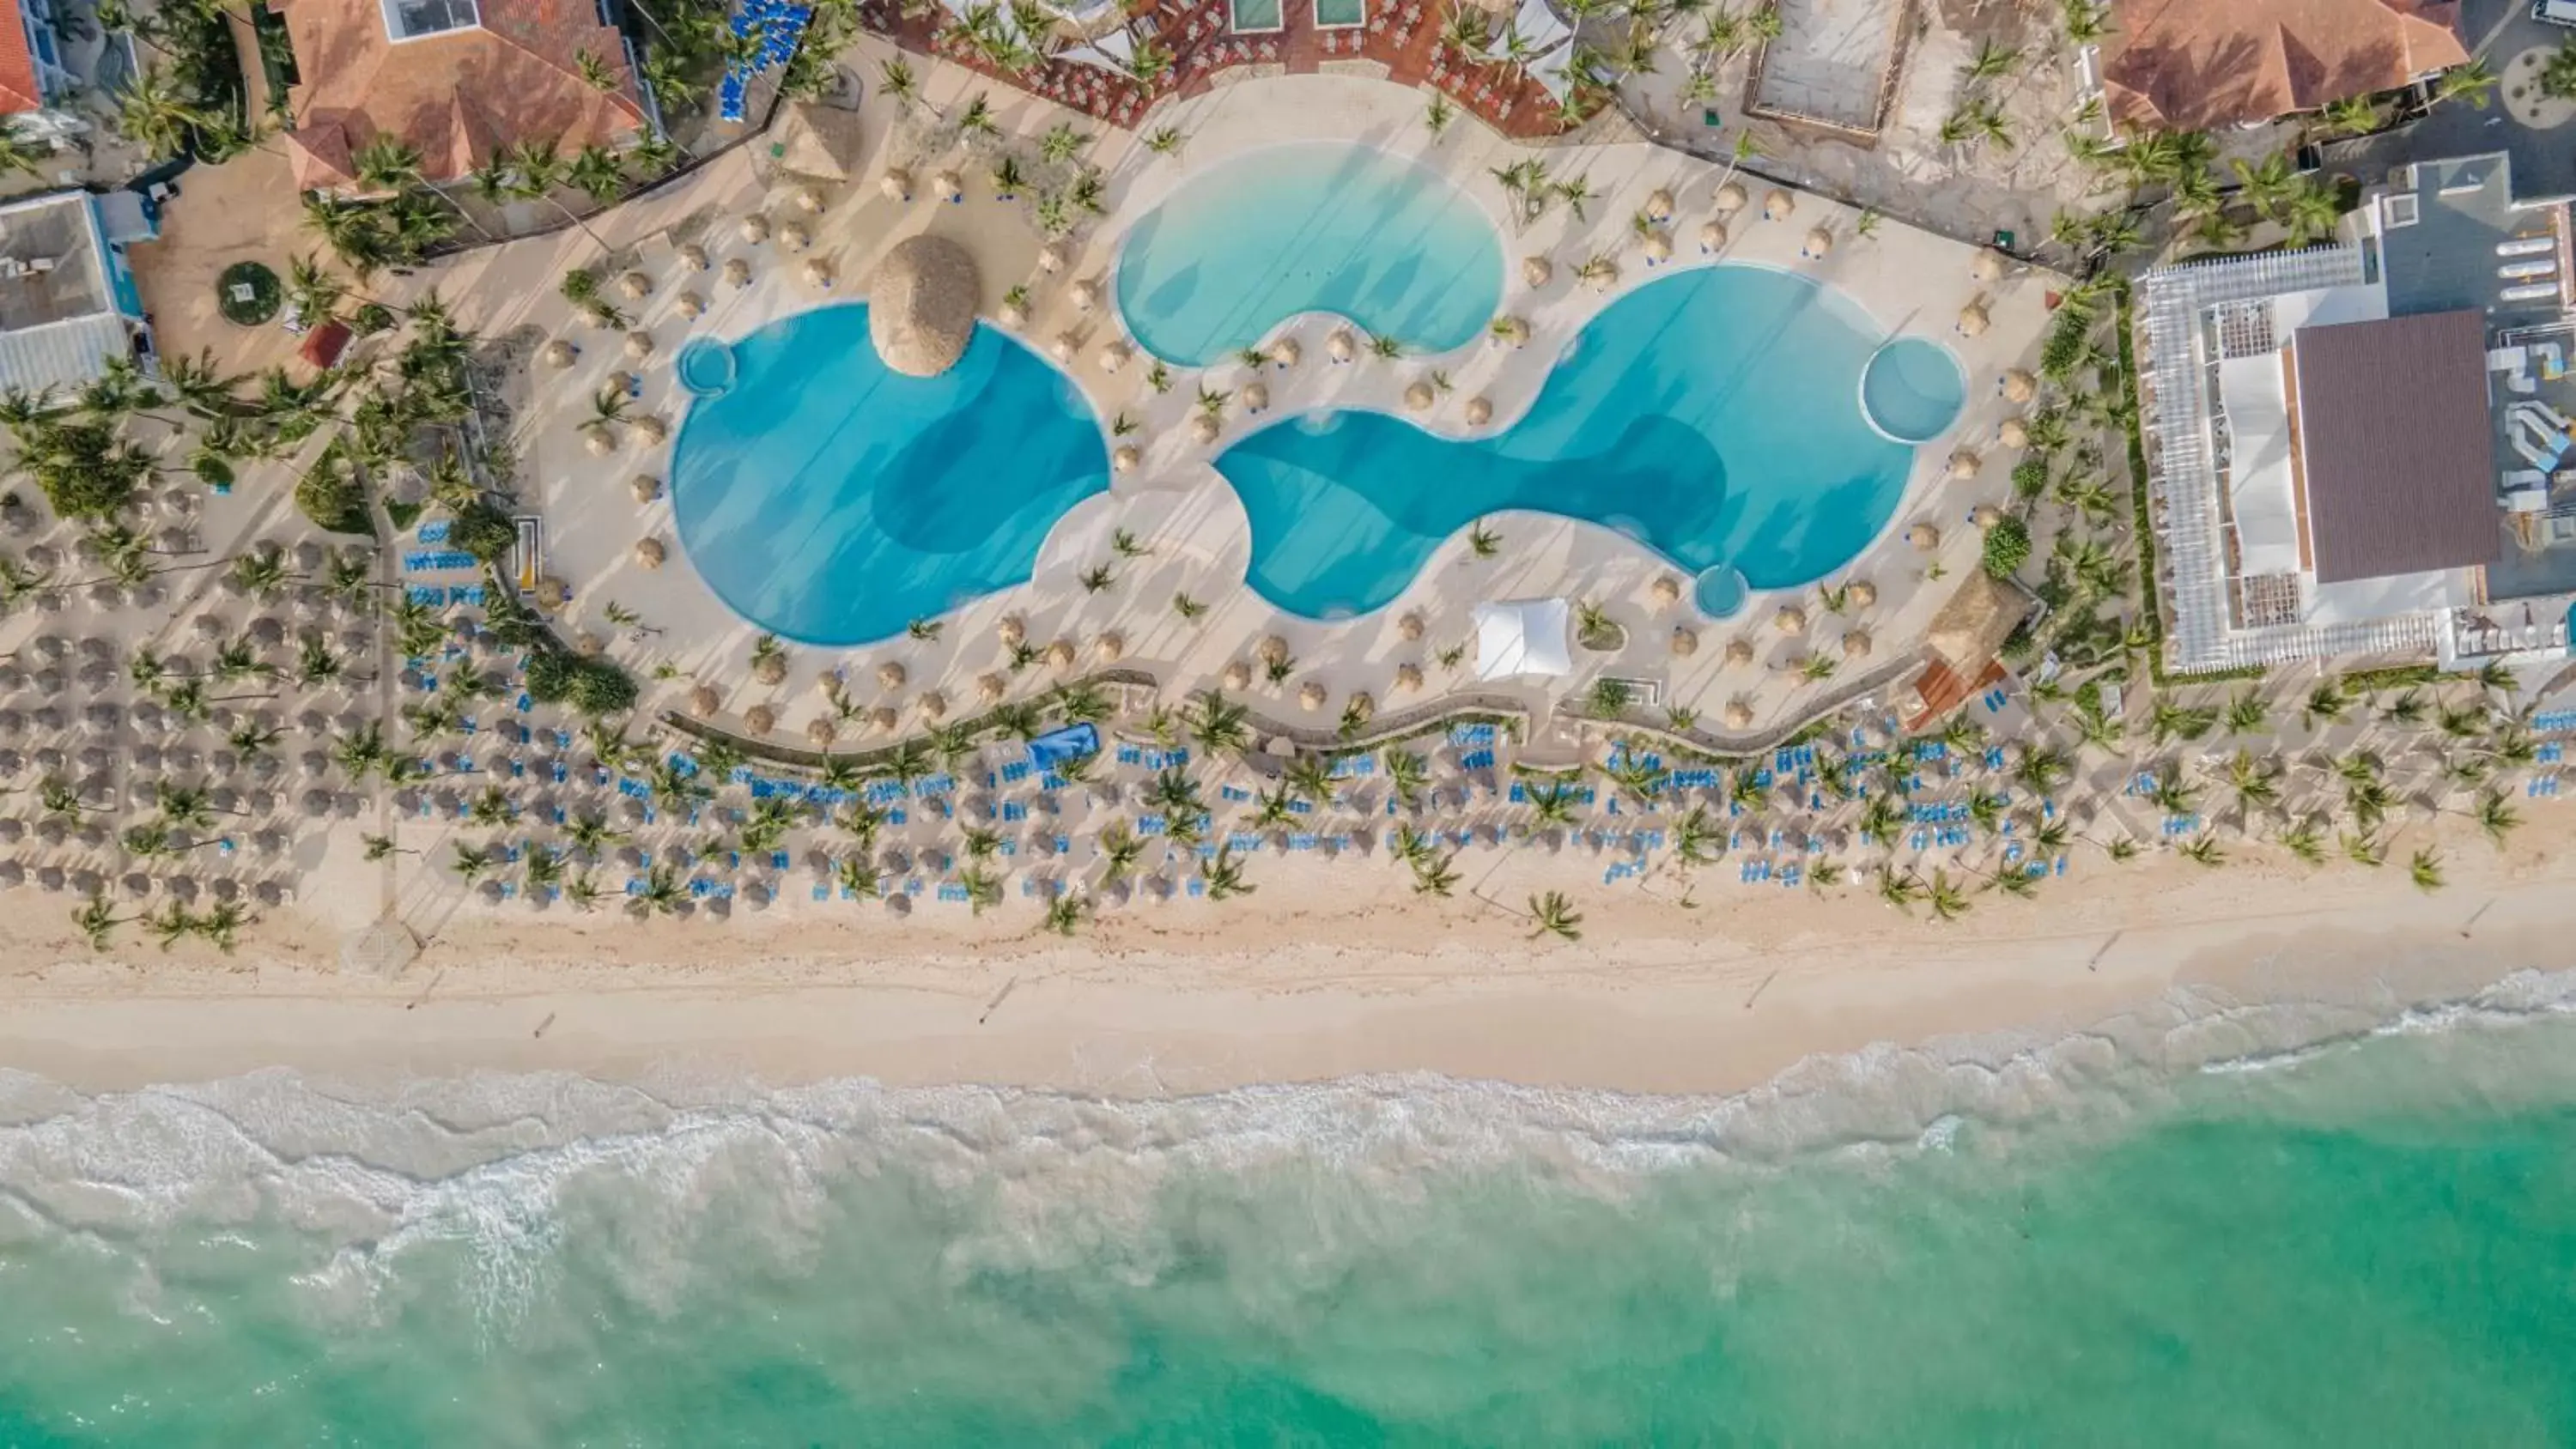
[1693,565,1750,620]
[1859,337,1967,445]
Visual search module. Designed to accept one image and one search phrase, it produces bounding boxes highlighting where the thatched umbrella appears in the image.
[1908,522,1941,550]
[1404,382,1435,411]
[1762,189,1794,220]
[882,167,914,201]
[1396,611,1425,641]
[1723,636,1754,666]
[743,704,776,737]
[754,652,787,687]
[1190,414,1222,445]
[1241,380,1269,413]
[1222,659,1253,690]
[1345,691,1376,723]
[542,338,579,367]
[1644,186,1675,221]
[1394,662,1424,692]
[977,672,1007,705]
[2001,368,2036,403]
[1773,605,1807,634]
[806,717,836,747]
[1463,397,1492,427]
[690,684,720,717]
[1670,625,1699,657]
[1842,629,1873,660]
[1947,447,1979,481]
[1327,329,1357,362]
[873,659,907,693]
[1259,634,1291,664]
[676,291,707,319]
[1098,340,1133,372]
[1957,300,1991,337]
[624,330,656,360]
[933,170,963,203]
[1270,336,1301,367]
[867,706,898,733]
[1093,631,1125,662]
[1049,332,1078,364]
[1297,681,1327,712]
[631,473,664,503]
[1849,580,1878,608]
[1038,240,1070,273]
[1998,417,2029,448]
[1972,503,2007,530]
[633,415,669,446]
[618,270,653,300]
[997,615,1026,647]
[1700,220,1728,253]
[575,630,605,656]
[1522,255,1553,288]
[634,537,666,569]
[1723,700,1754,730]
[1802,226,1832,258]
[723,257,752,287]
[681,242,710,270]
[1651,575,1683,609]
[801,258,835,289]
[1642,230,1673,264]
[917,690,947,720]
[582,423,616,456]
[1971,249,2006,282]
[1069,279,1102,313]
[1715,182,1747,215]
[1043,639,1076,670]
[605,368,639,398]
[999,294,1030,328]
[1490,315,1528,348]
[1113,443,1141,474]
[536,576,569,612]
[740,214,771,243]
[795,186,825,214]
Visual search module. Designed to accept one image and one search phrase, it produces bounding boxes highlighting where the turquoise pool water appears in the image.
[1862,336,1969,444]
[1115,142,1502,366]
[1215,265,1961,620]
[669,305,1108,646]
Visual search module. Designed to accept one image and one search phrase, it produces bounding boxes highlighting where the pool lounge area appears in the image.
[513,63,2052,758]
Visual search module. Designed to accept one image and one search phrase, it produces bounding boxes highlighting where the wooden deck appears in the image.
[857,0,1582,139]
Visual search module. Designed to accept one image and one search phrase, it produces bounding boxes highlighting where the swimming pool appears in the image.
[1115,142,1503,366]
[1212,265,1963,620]
[668,304,1109,646]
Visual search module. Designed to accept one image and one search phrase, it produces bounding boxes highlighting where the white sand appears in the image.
[2,802,2567,1096]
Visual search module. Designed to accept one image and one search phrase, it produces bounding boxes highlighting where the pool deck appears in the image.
[415,53,2055,760]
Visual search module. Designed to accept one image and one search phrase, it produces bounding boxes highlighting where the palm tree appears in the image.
[1924,870,1971,922]
[114,64,209,159]
[2475,792,2520,849]
[1097,822,1144,884]
[2409,848,2445,892]
[450,842,492,883]
[2224,749,2280,828]
[1527,890,1583,941]
[2275,820,2326,865]
[2342,830,2386,867]
[2223,689,2269,736]
[2178,834,2227,868]
[1408,851,1461,897]
[1876,866,1924,913]
[1526,779,1582,829]
[2433,59,2497,111]
[835,856,882,900]
[1202,846,1254,900]
[1184,691,1253,759]
[1043,894,1088,935]
[1382,749,1431,810]
[632,864,685,917]
[71,894,126,951]
[1284,754,1338,809]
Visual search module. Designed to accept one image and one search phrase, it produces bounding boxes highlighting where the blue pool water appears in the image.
[1862,336,1969,444]
[669,305,1109,646]
[1214,265,1962,621]
[1115,142,1503,366]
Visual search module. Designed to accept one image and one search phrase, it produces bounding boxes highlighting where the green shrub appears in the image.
[215,261,280,326]
[1982,515,2032,579]
[293,440,370,535]
[448,500,518,563]
[2039,308,2091,379]
[2010,458,2050,501]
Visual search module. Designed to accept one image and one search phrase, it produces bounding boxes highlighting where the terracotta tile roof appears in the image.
[2101,0,2466,131]
[275,0,646,191]
[0,0,46,115]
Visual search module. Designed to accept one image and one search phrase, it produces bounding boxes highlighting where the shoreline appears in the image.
[3,827,2570,1098]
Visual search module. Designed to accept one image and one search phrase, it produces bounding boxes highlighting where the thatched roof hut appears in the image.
[1923,572,2032,678]
[775,101,865,182]
[868,234,979,377]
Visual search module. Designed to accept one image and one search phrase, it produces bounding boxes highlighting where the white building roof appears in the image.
[2217,353,2303,577]
[0,314,131,396]
[1473,597,1573,680]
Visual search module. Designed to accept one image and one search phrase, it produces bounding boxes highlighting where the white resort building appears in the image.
[2136,151,2576,677]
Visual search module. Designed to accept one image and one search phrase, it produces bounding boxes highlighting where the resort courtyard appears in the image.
[320,54,2061,935]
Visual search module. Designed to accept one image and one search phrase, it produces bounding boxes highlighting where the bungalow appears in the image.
[0,188,155,395]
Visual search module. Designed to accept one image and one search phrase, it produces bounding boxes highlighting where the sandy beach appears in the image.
[3,796,2569,1097]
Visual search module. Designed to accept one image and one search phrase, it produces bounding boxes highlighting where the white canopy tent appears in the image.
[1473,598,1574,681]
[1057,27,1135,73]
[1505,0,1574,102]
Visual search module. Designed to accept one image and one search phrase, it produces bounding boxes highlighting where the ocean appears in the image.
[5,972,2576,1444]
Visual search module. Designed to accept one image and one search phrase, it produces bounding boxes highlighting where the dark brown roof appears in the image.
[2102,0,2466,131]
[2290,310,2497,585]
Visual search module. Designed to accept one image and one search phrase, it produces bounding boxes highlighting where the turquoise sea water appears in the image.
[8,974,2576,1441]
[668,306,1109,646]
[1218,265,1960,619]
[1115,142,1504,366]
